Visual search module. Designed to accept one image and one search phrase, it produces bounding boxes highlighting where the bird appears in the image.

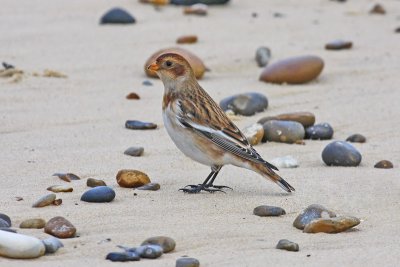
[147,53,295,193]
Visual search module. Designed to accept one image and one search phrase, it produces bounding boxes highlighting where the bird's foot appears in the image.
[179,184,225,194]
[206,184,233,190]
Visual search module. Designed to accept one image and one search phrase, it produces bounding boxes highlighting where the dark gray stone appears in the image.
[322,141,362,166]
[219,92,268,116]
[305,123,333,140]
[176,257,200,267]
[106,252,140,262]
[255,47,271,67]
[125,120,157,130]
[100,8,135,24]
[171,0,229,5]
[346,134,366,143]
[0,214,11,227]
[276,239,299,252]
[262,120,305,143]
[81,186,115,203]
[42,237,64,254]
[136,183,160,191]
[253,205,286,217]
[136,244,163,259]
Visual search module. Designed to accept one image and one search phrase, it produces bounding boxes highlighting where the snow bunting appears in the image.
[147,53,295,193]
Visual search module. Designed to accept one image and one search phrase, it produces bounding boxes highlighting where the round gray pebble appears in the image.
[219,92,268,116]
[100,8,135,24]
[322,141,362,166]
[81,186,116,203]
[255,46,271,67]
[253,205,286,217]
[124,147,144,157]
[0,214,11,227]
[136,244,163,259]
[305,123,333,140]
[176,257,200,267]
[276,239,299,252]
[346,134,366,143]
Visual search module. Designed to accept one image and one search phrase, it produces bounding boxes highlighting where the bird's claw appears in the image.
[179,185,226,194]
[207,184,233,190]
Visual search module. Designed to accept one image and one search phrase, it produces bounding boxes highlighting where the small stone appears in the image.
[259,55,324,84]
[53,173,81,182]
[253,205,286,217]
[242,123,264,145]
[276,239,299,252]
[0,228,16,233]
[142,80,153,86]
[177,35,198,44]
[42,237,64,254]
[0,231,45,259]
[176,257,200,267]
[86,178,107,187]
[145,47,206,79]
[19,219,46,229]
[32,194,56,208]
[322,141,362,167]
[81,186,116,203]
[2,62,14,69]
[270,155,299,168]
[374,160,393,169]
[15,197,23,201]
[116,169,151,188]
[255,47,271,67]
[42,70,67,78]
[52,199,62,206]
[325,40,353,50]
[346,134,366,143]
[136,244,163,259]
[136,183,160,191]
[305,123,334,140]
[139,0,169,5]
[141,236,176,253]
[219,92,268,116]
[258,112,315,128]
[171,0,229,5]
[44,216,76,239]
[47,185,73,193]
[106,252,140,262]
[262,120,305,143]
[0,219,10,228]
[369,4,385,14]
[183,4,208,16]
[293,204,336,230]
[395,27,400,33]
[125,120,157,130]
[303,216,360,233]
[100,8,136,24]
[124,146,144,157]
[126,92,140,100]
[0,214,11,227]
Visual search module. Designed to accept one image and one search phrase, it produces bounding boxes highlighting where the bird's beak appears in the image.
[147,62,160,72]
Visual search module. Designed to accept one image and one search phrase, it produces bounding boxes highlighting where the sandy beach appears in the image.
[1,0,400,266]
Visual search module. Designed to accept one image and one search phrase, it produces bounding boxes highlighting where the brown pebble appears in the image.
[177,35,198,44]
[20,218,46,229]
[139,0,169,5]
[303,216,360,233]
[346,134,366,143]
[44,216,76,238]
[52,199,62,206]
[47,185,73,193]
[258,112,315,128]
[116,170,151,188]
[145,47,206,79]
[141,236,176,253]
[242,124,264,146]
[53,173,81,182]
[259,55,324,84]
[86,178,107,187]
[374,160,393,169]
[325,40,353,50]
[370,4,385,14]
[126,92,140,100]
[136,183,160,191]
[184,4,208,16]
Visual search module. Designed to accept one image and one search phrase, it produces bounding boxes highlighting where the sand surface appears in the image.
[1,0,400,266]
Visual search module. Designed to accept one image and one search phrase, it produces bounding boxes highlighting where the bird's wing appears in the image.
[173,96,278,171]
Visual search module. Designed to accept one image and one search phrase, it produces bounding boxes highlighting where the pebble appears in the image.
[124,146,144,157]
[32,193,57,208]
[2,62,14,69]
[395,27,400,33]
[136,183,161,191]
[262,120,305,143]
[171,0,230,5]
[293,204,336,230]
[346,134,366,143]
[86,178,107,187]
[183,4,208,16]
[0,219,10,228]
[270,155,299,168]
[219,92,268,116]
[145,47,206,79]
[0,214,11,227]
[177,35,198,44]
[100,8,136,24]
[253,205,286,217]
[303,216,361,233]
[370,4,385,14]
[258,112,315,128]
[255,47,271,67]
[325,40,352,50]
[47,185,73,193]
[374,160,393,169]
[126,92,140,100]
[305,123,334,140]
[125,120,157,130]
[139,0,169,5]
[0,231,45,259]
[44,216,76,239]
[106,251,140,262]
[276,239,299,252]
[0,228,16,233]
[259,55,324,84]
[53,172,80,182]
[19,219,46,229]
[322,141,362,167]
[136,244,163,259]
[242,123,264,146]
[141,236,176,253]
[53,199,62,206]
[81,186,116,203]
[116,169,151,188]
[142,80,153,86]
[176,257,200,267]
[42,237,64,254]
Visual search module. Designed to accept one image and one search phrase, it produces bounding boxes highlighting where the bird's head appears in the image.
[147,53,194,86]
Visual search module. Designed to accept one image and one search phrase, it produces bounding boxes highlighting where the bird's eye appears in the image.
[165,61,173,67]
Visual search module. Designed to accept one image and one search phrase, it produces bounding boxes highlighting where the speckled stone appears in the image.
[293,204,336,230]
[220,92,268,116]
[44,216,76,239]
[321,141,362,166]
[305,123,333,140]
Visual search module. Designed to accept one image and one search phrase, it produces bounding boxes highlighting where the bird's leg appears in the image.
[179,170,225,193]
[205,169,233,190]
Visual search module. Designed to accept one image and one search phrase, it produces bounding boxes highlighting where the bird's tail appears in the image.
[256,163,295,193]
